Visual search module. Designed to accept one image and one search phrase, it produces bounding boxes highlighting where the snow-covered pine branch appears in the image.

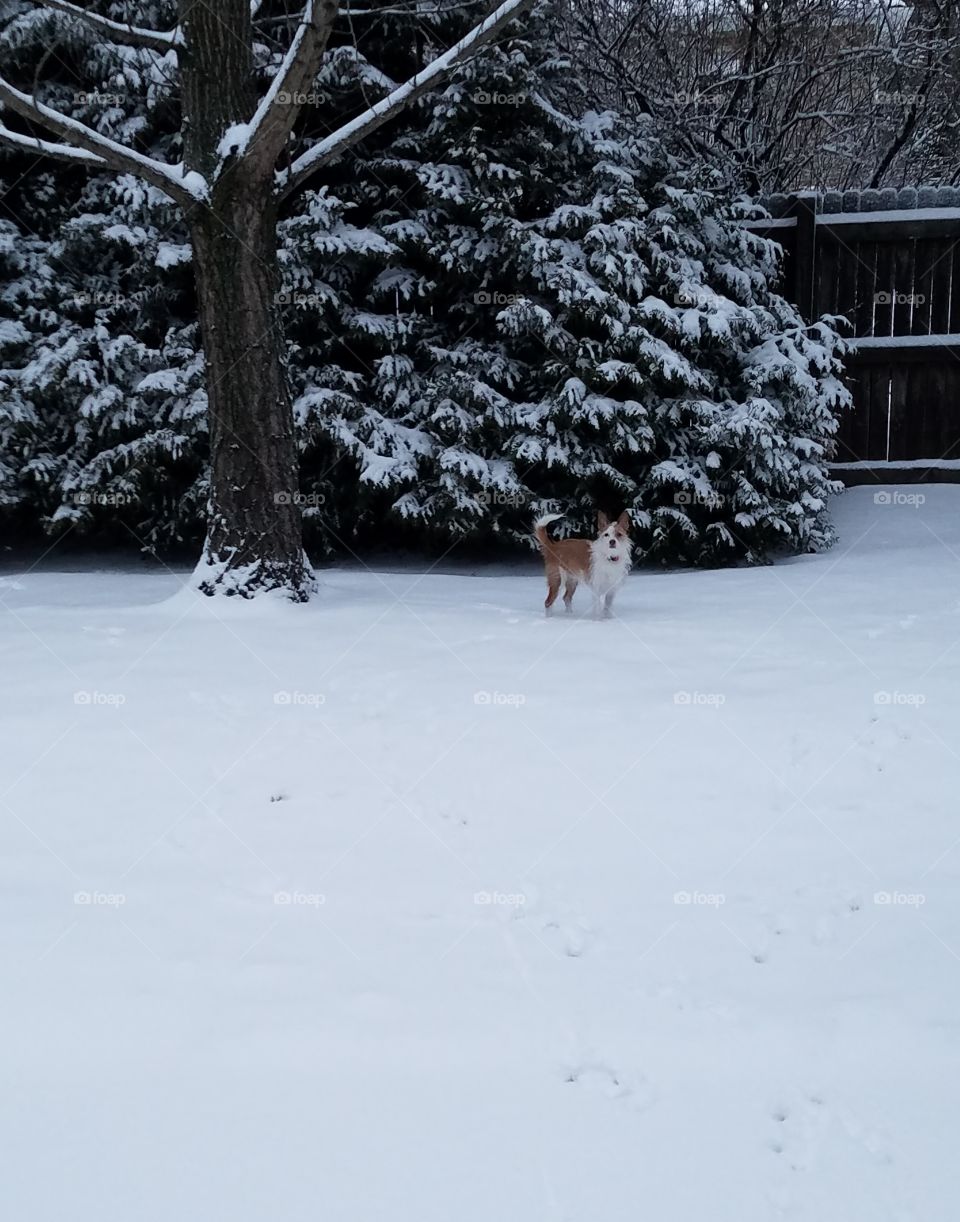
[26,0,181,51]
[278,0,533,199]
[0,74,204,205]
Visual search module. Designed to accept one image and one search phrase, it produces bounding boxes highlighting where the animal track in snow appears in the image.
[745,887,864,961]
[564,1063,656,1111]
[541,916,592,958]
[766,1091,894,1179]
[513,891,594,957]
[765,1094,829,1172]
[565,1064,627,1097]
[812,892,863,948]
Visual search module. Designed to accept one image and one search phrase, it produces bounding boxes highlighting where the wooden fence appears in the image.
[747,189,960,471]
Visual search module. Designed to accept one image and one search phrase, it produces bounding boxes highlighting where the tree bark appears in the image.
[180,0,313,599]
[189,176,315,600]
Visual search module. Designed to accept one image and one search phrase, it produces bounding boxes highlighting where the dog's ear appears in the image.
[597,511,610,531]
[617,511,631,533]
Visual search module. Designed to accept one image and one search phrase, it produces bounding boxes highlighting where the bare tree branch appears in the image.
[232,0,340,178]
[0,75,203,205]
[279,0,533,199]
[27,0,181,51]
[255,3,483,20]
[0,119,107,166]
[560,0,960,192]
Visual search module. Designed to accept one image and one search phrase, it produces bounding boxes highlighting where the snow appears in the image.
[747,207,960,232]
[329,44,399,92]
[22,0,181,50]
[216,122,252,159]
[831,458,960,470]
[155,242,191,269]
[849,334,960,349]
[3,486,960,1220]
[819,206,960,225]
[0,121,112,168]
[0,317,28,344]
[743,216,798,229]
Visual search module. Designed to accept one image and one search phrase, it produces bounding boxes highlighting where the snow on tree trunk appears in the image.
[178,0,314,599]
[189,181,315,600]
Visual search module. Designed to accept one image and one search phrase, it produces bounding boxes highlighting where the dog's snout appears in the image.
[608,538,617,548]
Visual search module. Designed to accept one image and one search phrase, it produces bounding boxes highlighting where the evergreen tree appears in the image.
[285,0,850,564]
[1,0,850,568]
[0,0,205,550]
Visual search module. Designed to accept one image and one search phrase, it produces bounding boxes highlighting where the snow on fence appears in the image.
[746,189,960,469]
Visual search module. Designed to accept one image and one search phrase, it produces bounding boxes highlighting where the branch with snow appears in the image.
[0,75,205,206]
[223,0,340,177]
[278,0,533,199]
[337,2,485,13]
[0,120,107,166]
[28,0,181,51]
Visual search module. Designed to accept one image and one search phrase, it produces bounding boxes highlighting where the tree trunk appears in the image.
[179,0,312,600]
[189,178,315,600]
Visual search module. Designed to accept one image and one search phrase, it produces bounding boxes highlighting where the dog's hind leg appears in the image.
[562,575,578,612]
[544,567,562,613]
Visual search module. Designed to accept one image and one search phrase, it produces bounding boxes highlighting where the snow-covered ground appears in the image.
[3,486,959,1222]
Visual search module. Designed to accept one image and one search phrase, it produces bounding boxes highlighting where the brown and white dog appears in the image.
[534,511,632,617]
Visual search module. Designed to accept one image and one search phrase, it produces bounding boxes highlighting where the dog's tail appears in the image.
[533,513,563,554]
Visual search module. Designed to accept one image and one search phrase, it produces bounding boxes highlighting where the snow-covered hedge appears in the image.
[0,0,850,565]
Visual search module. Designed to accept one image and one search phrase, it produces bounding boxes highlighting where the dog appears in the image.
[534,511,632,617]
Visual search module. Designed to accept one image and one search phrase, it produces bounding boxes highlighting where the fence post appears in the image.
[790,192,817,320]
